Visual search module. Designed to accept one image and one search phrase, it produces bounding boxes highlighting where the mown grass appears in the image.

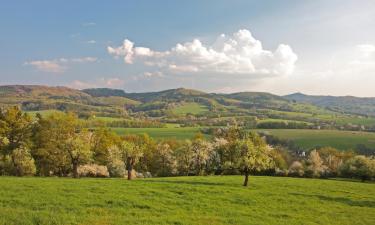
[258,129,375,150]
[0,176,373,225]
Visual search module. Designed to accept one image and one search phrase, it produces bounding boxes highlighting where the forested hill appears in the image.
[285,92,375,116]
[2,85,375,121]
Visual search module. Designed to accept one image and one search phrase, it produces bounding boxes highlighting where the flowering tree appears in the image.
[234,132,273,186]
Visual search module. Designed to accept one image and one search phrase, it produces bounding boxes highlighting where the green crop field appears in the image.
[0,176,374,225]
[111,127,204,139]
[257,129,375,150]
[172,102,209,115]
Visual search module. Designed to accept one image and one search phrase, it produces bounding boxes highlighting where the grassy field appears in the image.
[111,127,375,150]
[258,129,375,150]
[172,102,209,115]
[111,127,203,139]
[0,176,374,225]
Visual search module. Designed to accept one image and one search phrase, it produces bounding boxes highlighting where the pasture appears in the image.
[258,129,375,150]
[0,176,373,225]
[111,127,203,139]
[172,102,209,115]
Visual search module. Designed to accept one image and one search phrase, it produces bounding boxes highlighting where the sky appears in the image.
[1,0,375,96]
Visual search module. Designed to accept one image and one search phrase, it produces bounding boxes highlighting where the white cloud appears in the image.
[108,29,298,77]
[86,40,96,44]
[25,57,98,73]
[24,60,65,73]
[69,77,125,89]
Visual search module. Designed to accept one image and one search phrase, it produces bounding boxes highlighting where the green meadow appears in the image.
[172,102,209,115]
[0,176,373,225]
[111,127,203,139]
[258,129,375,150]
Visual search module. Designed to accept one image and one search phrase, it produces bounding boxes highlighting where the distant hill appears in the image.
[284,93,375,116]
[3,85,375,128]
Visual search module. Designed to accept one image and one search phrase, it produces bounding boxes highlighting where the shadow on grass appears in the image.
[291,193,375,208]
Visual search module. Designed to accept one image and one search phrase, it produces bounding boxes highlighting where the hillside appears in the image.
[285,92,375,116]
[2,85,375,129]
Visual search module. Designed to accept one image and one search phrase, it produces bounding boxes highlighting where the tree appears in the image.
[306,150,326,178]
[90,127,120,165]
[191,136,213,175]
[176,140,194,176]
[0,106,33,175]
[10,147,36,176]
[339,155,375,181]
[119,140,144,180]
[63,132,92,178]
[154,142,176,176]
[234,132,272,186]
[32,111,87,177]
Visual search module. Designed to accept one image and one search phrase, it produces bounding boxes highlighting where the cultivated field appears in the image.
[0,176,373,225]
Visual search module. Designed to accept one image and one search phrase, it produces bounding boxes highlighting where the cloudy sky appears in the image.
[1,0,375,96]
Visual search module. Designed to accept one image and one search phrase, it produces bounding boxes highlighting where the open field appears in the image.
[172,102,209,115]
[258,129,375,150]
[0,176,374,225]
[111,127,203,139]
[111,127,375,150]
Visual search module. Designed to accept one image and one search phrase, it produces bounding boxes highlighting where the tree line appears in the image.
[1,106,374,186]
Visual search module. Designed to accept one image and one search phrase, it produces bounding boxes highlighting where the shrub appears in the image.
[78,164,109,177]
[339,156,375,181]
[106,146,126,177]
[11,147,36,176]
[288,161,304,177]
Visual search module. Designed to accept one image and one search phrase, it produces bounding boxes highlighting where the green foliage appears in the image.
[339,155,375,181]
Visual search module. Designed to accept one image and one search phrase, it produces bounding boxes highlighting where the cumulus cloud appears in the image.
[108,29,298,77]
[25,57,98,73]
[69,77,125,89]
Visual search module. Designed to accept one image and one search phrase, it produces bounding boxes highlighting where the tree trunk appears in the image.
[243,168,249,186]
[72,162,79,178]
[126,157,133,180]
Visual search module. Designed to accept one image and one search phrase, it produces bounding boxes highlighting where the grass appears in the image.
[112,127,375,150]
[172,102,209,115]
[257,129,375,150]
[25,110,58,118]
[111,127,204,139]
[0,176,374,225]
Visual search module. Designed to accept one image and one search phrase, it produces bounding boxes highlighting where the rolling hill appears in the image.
[285,92,375,116]
[2,85,375,129]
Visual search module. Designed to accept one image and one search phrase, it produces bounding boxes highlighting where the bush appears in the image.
[288,161,304,177]
[78,164,109,177]
[11,147,36,176]
[106,146,126,177]
[339,156,375,181]
[107,159,126,177]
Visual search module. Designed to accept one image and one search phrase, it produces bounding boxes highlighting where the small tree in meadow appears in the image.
[120,141,144,180]
[234,132,273,186]
[63,132,92,178]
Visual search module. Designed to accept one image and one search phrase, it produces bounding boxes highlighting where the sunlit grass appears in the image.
[0,176,373,225]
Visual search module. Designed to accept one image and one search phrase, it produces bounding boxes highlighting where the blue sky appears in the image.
[1,0,375,96]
